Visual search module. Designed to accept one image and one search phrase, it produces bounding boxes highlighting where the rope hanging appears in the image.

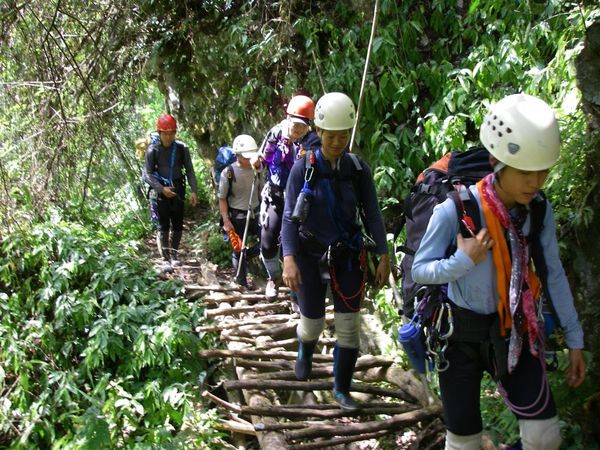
[349,0,380,152]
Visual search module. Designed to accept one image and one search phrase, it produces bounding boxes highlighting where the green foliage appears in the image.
[0,218,218,447]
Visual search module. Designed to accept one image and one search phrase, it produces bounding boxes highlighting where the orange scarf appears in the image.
[476,181,541,335]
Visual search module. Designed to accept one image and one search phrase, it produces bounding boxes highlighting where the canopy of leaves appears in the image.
[1,0,600,447]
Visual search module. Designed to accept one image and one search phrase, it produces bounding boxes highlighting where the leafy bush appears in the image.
[0,218,219,448]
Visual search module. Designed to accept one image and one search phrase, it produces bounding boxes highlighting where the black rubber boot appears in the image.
[295,339,317,381]
[170,231,183,265]
[232,252,247,286]
[158,231,170,260]
[333,344,360,411]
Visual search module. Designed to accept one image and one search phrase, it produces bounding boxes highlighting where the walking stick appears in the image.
[235,172,259,280]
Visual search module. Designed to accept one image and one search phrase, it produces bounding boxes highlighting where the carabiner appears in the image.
[438,303,454,340]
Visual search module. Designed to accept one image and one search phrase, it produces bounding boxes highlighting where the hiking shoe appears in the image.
[162,261,174,273]
[265,279,279,300]
[334,390,361,412]
[291,300,300,314]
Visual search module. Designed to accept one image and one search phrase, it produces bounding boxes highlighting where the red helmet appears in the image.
[286,95,315,120]
[156,113,177,132]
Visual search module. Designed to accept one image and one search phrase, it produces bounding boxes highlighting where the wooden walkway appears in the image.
[187,282,444,449]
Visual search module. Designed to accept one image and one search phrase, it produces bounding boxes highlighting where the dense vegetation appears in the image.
[1,0,599,448]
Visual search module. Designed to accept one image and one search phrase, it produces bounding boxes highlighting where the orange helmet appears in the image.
[286,95,315,120]
[156,114,177,132]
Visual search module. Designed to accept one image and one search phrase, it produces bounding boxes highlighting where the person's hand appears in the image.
[251,155,263,170]
[190,192,198,207]
[282,255,302,292]
[162,186,177,198]
[457,228,493,264]
[374,254,390,289]
[566,348,586,388]
[222,220,233,233]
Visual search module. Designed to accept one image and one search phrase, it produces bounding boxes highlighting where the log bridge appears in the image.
[188,283,443,449]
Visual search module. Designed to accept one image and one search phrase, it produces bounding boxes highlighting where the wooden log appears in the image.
[234,359,294,371]
[203,293,266,303]
[219,335,256,345]
[361,365,434,407]
[284,404,443,441]
[205,302,288,318]
[288,430,389,450]
[214,419,257,436]
[250,355,394,380]
[254,422,310,431]
[240,403,416,419]
[196,316,292,333]
[199,349,394,366]
[223,379,417,402]
[255,337,336,350]
[199,348,333,363]
[201,390,242,414]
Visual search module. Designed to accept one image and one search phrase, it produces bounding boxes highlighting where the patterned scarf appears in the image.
[477,174,541,373]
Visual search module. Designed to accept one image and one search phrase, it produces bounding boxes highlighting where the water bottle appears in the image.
[291,187,312,222]
[398,320,427,374]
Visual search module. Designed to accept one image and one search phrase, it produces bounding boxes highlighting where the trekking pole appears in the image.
[235,172,259,280]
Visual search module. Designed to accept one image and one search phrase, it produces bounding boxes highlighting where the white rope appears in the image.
[350,0,380,151]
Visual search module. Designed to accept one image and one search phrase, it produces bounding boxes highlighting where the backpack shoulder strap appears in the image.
[226,165,236,199]
[448,187,482,238]
[528,193,559,326]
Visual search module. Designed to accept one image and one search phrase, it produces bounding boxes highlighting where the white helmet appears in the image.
[480,94,560,171]
[314,92,357,130]
[232,134,258,159]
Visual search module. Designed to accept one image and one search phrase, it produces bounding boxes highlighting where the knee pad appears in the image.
[297,315,325,342]
[445,430,481,450]
[519,416,561,450]
[334,312,360,348]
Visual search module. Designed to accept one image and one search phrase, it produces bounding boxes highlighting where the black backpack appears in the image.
[395,147,554,375]
[397,146,493,318]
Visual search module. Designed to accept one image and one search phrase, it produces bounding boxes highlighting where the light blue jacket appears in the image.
[412,185,584,349]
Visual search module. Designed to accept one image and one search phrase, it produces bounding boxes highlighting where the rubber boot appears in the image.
[170,231,182,266]
[333,345,360,411]
[158,231,173,273]
[295,339,317,381]
[232,252,247,287]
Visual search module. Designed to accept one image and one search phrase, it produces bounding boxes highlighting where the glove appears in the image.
[227,229,242,253]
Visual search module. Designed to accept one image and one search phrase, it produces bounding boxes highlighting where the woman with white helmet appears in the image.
[257,95,321,300]
[281,92,390,411]
[412,94,586,449]
[218,134,264,288]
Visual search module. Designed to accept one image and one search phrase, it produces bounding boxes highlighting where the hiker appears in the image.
[258,95,321,300]
[218,134,264,288]
[412,94,586,450]
[143,113,198,272]
[281,92,390,411]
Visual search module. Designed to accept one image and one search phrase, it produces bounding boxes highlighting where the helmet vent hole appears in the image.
[499,121,504,126]
[506,127,512,133]
[490,144,495,148]
[492,126,496,130]
[498,132,503,137]
[493,115,497,120]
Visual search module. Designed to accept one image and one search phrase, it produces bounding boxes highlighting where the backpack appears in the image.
[213,146,237,186]
[396,146,552,375]
[398,146,493,319]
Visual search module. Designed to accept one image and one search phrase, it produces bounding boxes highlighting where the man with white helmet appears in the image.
[281,92,390,411]
[257,95,321,301]
[412,94,586,450]
[218,134,264,288]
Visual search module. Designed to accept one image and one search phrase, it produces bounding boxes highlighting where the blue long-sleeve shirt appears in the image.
[281,149,388,257]
[411,184,584,349]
